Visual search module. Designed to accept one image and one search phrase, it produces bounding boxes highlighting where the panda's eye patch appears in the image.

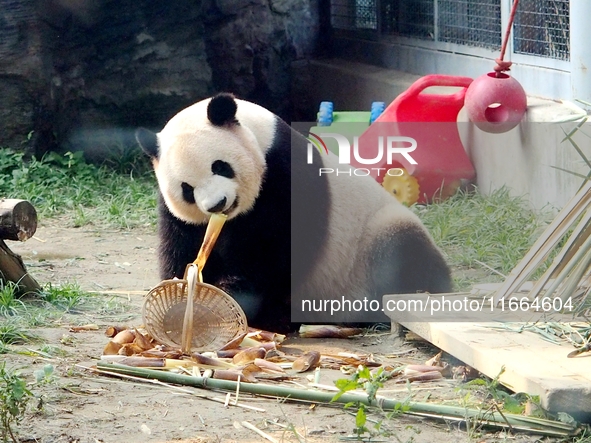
[181,182,196,204]
[212,160,235,178]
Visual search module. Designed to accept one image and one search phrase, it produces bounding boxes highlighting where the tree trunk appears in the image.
[0,199,38,241]
[0,239,41,294]
[0,199,40,294]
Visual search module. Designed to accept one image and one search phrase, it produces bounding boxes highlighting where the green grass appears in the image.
[0,362,33,443]
[0,322,36,347]
[0,146,551,309]
[414,187,551,290]
[0,282,26,317]
[0,280,131,351]
[0,149,157,229]
[39,282,86,312]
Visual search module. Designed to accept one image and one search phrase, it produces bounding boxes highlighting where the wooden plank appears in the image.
[394,318,591,415]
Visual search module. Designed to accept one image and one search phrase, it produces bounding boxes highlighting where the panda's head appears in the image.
[136,93,273,225]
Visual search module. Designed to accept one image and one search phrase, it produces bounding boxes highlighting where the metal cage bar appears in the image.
[329,0,570,61]
[437,0,501,49]
[380,0,435,40]
[513,0,569,61]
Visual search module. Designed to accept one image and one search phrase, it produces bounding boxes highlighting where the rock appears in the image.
[215,0,265,16]
[270,0,292,15]
[204,0,319,120]
[0,0,55,154]
[0,0,320,158]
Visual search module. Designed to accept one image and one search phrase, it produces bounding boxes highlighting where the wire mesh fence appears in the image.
[331,0,377,30]
[380,0,434,40]
[330,0,570,61]
[438,0,501,49]
[514,0,570,61]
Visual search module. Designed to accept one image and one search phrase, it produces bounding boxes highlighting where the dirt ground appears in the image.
[4,223,555,443]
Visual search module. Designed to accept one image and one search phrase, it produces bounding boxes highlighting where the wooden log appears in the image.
[0,199,37,241]
[0,239,41,294]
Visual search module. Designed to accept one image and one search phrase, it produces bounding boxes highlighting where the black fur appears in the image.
[181,182,196,204]
[157,117,329,332]
[145,96,452,332]
[367,223,453,323]
[135,128,159,158]
[207,93,239,126]
[211,160,235,178]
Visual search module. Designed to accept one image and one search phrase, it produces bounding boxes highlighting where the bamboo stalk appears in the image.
[527,208,591,300]
[96,362,579,437]
[542,232,591,301]
[83,365,264,411]
[241,421,279,443]
[181,264,198,354]
[555,248,591,303]
[494,180,591,303]
[550,216,591,277]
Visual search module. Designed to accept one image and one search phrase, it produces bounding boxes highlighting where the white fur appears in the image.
[153,95,445,321]
[154,98,276,224]
[294,151,428,316]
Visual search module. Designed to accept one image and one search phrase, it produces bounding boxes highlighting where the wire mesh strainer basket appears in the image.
[142,277,248,351]
[142,214,248,352]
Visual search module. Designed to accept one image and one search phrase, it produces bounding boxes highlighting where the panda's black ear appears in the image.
[207,93,238,126]
[135,128,159,159]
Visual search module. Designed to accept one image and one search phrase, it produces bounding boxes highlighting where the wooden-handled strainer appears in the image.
[142,214,248,353]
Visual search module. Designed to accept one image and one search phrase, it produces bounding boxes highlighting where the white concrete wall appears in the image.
[458,98,589,210]
[306,59,590,210]
[306,58,422,111]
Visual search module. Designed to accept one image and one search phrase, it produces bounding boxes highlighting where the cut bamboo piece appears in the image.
[191,352,236,369]
[181,264,198,355]
[241,421,279,443]
[298,324,362,338]
[232,347,266,365]
[550,216,591,277]
[292,351,321,373]
[100,355,197,368]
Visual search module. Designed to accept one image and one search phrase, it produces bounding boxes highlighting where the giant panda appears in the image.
[136,93,452,333]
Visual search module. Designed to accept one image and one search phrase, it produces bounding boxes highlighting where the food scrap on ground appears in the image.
[85,323,582,438]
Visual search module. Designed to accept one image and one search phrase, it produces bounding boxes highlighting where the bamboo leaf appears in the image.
[332,379,360,402]
[561,126,591,170]
[357,366,372,380]
[549,165,590,181]
[334,379,359,392]
[554,114,588,123]
[356,406,367,428]
[561,117,588,143]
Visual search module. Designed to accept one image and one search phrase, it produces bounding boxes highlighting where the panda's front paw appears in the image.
[215,276,263,320]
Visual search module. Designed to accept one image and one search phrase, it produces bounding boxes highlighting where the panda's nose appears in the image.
[207,197,227,213]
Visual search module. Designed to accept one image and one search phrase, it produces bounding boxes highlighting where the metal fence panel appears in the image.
[438,0,501,49]
[330,0,570,60]
[381,0,434,39]
[514,0,569,61]
[331,0,377,30]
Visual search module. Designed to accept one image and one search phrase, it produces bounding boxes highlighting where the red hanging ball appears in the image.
[464,72,527,134]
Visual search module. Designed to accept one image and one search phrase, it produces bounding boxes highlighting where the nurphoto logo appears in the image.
[307,131,418,177]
